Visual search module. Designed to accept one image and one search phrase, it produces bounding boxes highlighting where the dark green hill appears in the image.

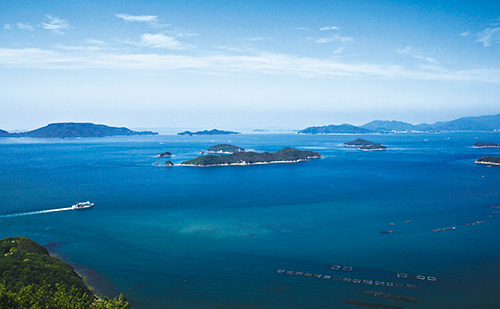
[206,144,245,153]
[177,129,240,136]
[182,147,321,166]
[475,156,500,165]
[0,236,130,308]
[344,139,387,151]
[0,237,91,296]
[473,142,499,148]
[11,123,157,138]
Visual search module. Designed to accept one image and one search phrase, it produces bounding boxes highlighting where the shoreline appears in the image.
[475,160,500,166]
[180,157,321,167]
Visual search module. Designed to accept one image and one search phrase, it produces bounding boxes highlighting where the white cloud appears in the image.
[17,23,34,31]
[41,15,70,34]
[140,33,184,49]
[320,26,340,31]
[315,34,353,44]
[476,27,500,47]
[246,37,265,41]
[3,24,11,30]
[1,47,499,84]
[56,44,104,51]
[115,13,167,27]
[115,14,159,23]
[176,32,199,38]
[333,47,344,54]
[460,31,470,37]
[397,46,440,65]
[86,38,105,45]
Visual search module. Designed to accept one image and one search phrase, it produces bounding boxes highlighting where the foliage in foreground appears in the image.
[0,237,130,308]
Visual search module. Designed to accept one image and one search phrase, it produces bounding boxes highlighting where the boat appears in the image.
[397,273,407,278]
[72,201,94,210]
[427,276,437,281]
[416,275,426,280]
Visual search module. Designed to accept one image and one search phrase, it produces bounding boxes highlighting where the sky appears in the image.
[1,0,500,131]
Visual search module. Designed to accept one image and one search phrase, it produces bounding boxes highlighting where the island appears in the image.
[344,139,387,151]
[157,151,173,157]
[0,129,9,137]
[473,142,500,148]
[177,129,240,136]
[298,124,373,134]
[164,160,174,167]
[181,147,321,166]
[0,236,129,307]
[6,122,157,138]
[206,144,245,154]
[475,156,500,166]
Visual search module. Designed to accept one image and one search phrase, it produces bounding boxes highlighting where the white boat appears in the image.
[72,201,94,210]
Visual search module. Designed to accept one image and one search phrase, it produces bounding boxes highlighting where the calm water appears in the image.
[1,133,500,308]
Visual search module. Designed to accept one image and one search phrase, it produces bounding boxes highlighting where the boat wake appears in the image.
[0,207,75,218]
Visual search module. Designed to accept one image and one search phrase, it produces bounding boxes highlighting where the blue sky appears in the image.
[1,0,500,131]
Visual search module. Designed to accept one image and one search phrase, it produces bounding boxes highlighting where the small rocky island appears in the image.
[344,139,387,151]
[473,142,500,148]
[475,156,500,166]
[157,151,173,157]
[181,147,322,166]
[206,144,245,154]
[177,129,240,136]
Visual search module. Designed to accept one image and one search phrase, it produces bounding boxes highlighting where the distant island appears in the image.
[1,122,157,138]
[344,139,387,151]
[177,129,240,136]
[299,113,500,134]
[299,124,372,134]
[0,236,129,307]
[206,144,245,154]
[475,156,500,166]
[0,129,9,137]
[181,147,321,166]
[157,151,173,157]
[473,142,500,148]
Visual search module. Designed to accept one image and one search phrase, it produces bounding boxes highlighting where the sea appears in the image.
[1,132,499,308]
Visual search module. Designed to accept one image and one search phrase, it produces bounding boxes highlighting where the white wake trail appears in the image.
[0,207,75,218]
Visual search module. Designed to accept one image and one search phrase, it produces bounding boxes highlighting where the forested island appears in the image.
[1,122,157,138]
[177,129,240,136]
[181,147,321,166]
[473,142,500,148]
[475,156,500,166]
[299,113,500,133]
[0,236,129,308]
[206,144,245,154]
[344,139,387,151]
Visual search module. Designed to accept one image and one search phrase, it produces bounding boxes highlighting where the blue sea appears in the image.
[1,133,500,308]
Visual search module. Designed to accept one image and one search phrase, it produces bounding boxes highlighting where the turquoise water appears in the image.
[1,133,500,308]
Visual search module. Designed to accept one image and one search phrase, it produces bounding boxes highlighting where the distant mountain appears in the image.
[0,129,10,137]
[431,114,500,131]
[298,124,373,134]
[300,113,500,134]
[177,129,240,136]
[10,122,158,138]
[360,120,421,133]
